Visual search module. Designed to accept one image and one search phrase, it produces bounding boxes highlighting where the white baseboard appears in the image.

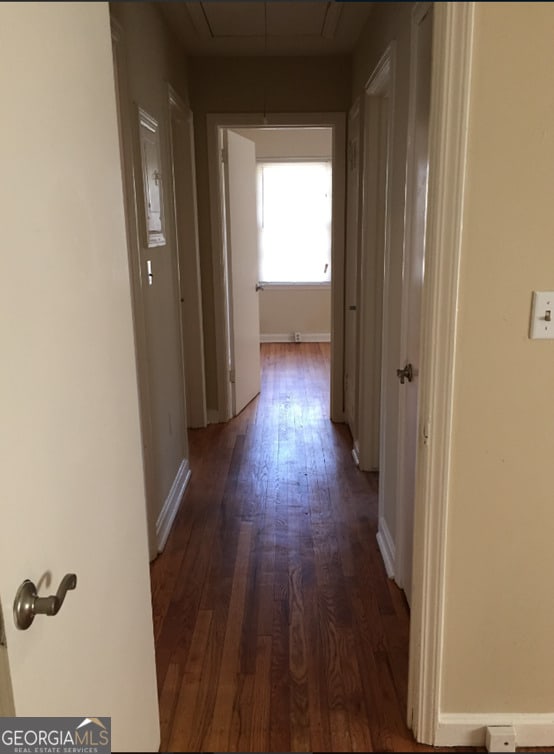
[260,332,331,343]
[156,458,191,553]
[376,519,395,579]
[207,409,220,424]
[436,713,554,748]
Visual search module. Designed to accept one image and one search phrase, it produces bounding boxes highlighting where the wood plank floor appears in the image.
[151,343,546,752]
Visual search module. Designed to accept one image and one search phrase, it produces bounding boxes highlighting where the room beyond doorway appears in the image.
[234,127,333,347]
[206,112,346,424]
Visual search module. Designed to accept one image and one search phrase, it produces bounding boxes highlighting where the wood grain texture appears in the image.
[151,343,550,752]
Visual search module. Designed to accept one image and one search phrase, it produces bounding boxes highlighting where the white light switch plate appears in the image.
[529,291,554,339]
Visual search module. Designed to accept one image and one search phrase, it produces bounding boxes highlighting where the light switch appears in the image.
[529,291,554,339]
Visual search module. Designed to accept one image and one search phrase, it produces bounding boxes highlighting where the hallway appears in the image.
[152,344,427,751]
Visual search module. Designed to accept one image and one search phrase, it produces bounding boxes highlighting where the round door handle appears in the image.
[396,363,414,384]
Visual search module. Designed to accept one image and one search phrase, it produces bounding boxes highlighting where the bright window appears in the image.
[257,161,332,284]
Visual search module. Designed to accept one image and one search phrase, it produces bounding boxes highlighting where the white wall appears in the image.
[234,127,332,341]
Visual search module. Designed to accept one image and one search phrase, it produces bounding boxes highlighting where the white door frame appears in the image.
[206,112,346,423]
[111,17,158,559]
[167,84,208,428]
[394,0,433,601]
[344,98,362,443]
[408,2,475,743]
[358,45,396,474]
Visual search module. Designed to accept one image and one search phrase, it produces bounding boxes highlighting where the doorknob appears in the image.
[255,283,265,292]
[396,363,414,384]
[13,573,77,630]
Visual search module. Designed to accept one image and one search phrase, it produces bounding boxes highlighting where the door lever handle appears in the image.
[255,283,265,292]
[14,573,77,630]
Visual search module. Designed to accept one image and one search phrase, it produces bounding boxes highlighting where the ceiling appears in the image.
[158,2,374,56]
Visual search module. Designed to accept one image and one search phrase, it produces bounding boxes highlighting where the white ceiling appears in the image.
[158,2,374,56]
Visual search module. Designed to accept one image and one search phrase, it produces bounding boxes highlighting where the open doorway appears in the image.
[207,114,346,424]
[234,127,333,353]
[219,125,334,418]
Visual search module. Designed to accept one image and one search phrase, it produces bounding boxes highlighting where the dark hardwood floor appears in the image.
[150,343,486,751]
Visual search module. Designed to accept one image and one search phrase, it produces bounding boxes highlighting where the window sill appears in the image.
[260,282,331,291]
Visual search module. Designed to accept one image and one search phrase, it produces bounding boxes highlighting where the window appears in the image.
[257,160,332,284]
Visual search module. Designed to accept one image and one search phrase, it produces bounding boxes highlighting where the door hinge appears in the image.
[422,419,431,446]
[229,368,235,384]
[0,607,6,647]
[221,146,227,163]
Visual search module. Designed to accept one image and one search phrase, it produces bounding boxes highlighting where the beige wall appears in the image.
[442,2,554,714]
[189,56,351,410]
[234,127,332,339]
[235,126,332,158]
[352,3,413,538]
[259,288,331,338]
[111,2,190,526]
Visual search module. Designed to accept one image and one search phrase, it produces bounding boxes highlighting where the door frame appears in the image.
[394,0,433,601]
[344,98,362,443]
[357,44,396,477]
[206,112,346,423]
[408,2,475,743]
[167,84,208,429]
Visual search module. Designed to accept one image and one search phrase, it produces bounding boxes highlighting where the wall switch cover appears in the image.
[529,291,554,339]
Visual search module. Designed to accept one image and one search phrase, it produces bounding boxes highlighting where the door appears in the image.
[168,88,208,429]
[222,129,261,415]
[396,3,433,604]
[0,5,159,750]
[344,101,361,439]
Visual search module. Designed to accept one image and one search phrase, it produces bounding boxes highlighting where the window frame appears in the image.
[256,157,333,286]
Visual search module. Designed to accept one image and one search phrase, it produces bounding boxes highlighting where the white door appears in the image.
[222,129,261,415]
[0,5,159,751]
[344,102,361,439]
[169,89,208,429]
[396,4,433,604]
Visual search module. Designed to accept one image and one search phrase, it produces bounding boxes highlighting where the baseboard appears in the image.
[436,713,554,747]
[376,519,395,579]
[156,458,191,553]
[207,409,220,424]
[260,332,331,343]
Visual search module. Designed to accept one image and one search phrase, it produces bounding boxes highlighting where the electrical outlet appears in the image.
[294,332,301,343]
[529,291,554,339]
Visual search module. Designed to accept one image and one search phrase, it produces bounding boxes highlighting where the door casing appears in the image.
[344,99,362,443]
[168,85,208,429]
[206,112,346,424]
[408,2,475,743]
[394,1,433,606]
[357,44,397,480]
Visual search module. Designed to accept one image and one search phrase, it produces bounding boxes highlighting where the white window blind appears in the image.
[257,161,332,284]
